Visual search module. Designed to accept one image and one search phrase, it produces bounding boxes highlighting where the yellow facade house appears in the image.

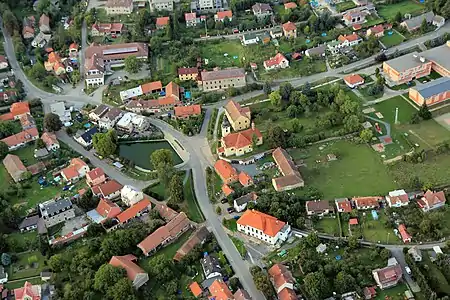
[223,100,251,133]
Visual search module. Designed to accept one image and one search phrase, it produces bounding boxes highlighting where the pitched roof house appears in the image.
[335,198,352,213]
[156,16,170,28]
[39,14,50,33]
[366,24,384,37]
[174,104,202,119]
[353,196,381,210]
[272,147,304,192]
[386,190,409,207]
[398,224,411,243]
[239,171,253,187]
[306,200,333,216]
[109,255,149,289]
[201,254,222,279]
[264,53,289,70]
[372,261,403,289]
[61,158,90,182]
[3,154,26,183]
[215,10,233,22]
[209,279,233,300]
[343,74,365,88]
[282,22,297,38]
[10,102,30,119]
[234,192,258,213]
[14,281,41,300]
[417,190,446,212]
[41,132,59,151]
[174,226,210,261]
[223,100,251,132]
[91,180,123,199]
[1,127,39,151]
[116,199,151,224]
[218,126,263,157]
[268,263,297,299]
[214,160,238,184]
[87,198,122,224]
[86,167,107,186]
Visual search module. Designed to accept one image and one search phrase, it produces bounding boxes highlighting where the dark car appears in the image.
[227,207,235,213]
[221,198,228,204]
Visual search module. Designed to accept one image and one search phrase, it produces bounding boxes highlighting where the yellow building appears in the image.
[218,126,263,157]
[223,100,251,133]
[178,67,199,81]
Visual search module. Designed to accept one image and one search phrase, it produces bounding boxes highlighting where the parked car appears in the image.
[221,198,228,204]
[227,207,235,213]
[405,266,411,275]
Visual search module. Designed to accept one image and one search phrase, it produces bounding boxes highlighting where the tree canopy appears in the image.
[43,113,63,132]
[92,130,118,157]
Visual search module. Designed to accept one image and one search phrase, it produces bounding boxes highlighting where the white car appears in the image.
[405,266,412,275]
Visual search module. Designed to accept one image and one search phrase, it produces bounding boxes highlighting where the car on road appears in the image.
[405,266,411,275]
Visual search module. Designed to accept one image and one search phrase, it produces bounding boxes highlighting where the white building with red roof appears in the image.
[87,198,122,224]
[60,158,90,182]
[264,53,289,71]
[91,23,124,36]
[237,209,291,245]
[398,224,411,243]
[366,24,385,38]
[109,255,149,289]
[335,198,352,213]
[117,199,151,224]
[268,263,298,300]
[91,180,123,200]
[218,124,263,157]
[386,189,409,208]
[14,281,41,300]
[215,10,232,22]
[86,167,107,186]
[41,132,59,151]
[418,190,446,212]
[185,12,197,27]
[343,74,365,88]
[353,196,382,210]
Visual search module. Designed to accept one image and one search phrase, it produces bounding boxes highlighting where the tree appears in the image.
[250,266,275,298]
[251,133,258,150]
[334,271,356,294]
[348,235,358,249]
[269,91,282,107]
[418,103,432,120]
[360,128,373,143]
[107,278,136,300]
[279,82,293,101]
[2,10,18,35]
[35,138,46,150]
[43,113,63,132]
[420,18,428,33]
[1,253,11,266]
[394,11,403,23]
[0,141,8,159]
[344,115,360,132]
[92,130,118,157]
[150,149,174,186]
[291,119,303,133]
[266,126,286,148]
[49,254,65,272]
[71,70,81,84]
[303,271,330,300]
[94,264,126,292]
[168,174,184,204]
[216,206,222,215]
[263,81,272,95]
[124,56,142,74]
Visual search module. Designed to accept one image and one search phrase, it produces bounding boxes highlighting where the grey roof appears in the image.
[414,77,450,99]
[423,42,450,72]
[243,32,258,40]
[402,11,434,30]
[103,107,122,120]
[92,104,109,117]
[201,68,245,81]
[19,215,40,229]
[306,45,326,56]
[35,148,49,158]
[201,255,222,277]
[39,198,73,217]
[385,52,428,73]
[252,2,272,13]
[201,275,223,289]
[235,193,255,206]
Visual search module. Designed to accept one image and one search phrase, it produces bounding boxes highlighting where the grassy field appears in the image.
[229,235,247,258]
[380,30,405,48]
[5,277,43,290]
[259,59,327,80]
[11,146,37,166]
[335,1,356,12]
[290,141,398,198]
[149,229,193,259]
[314,217,341,237]
[223,218,237,231]
[378,0,426,20]
[182,170,205,223]
[419,254,450,295]
[9,251,47,280]
[375,283,409,300]
[359,210,401,244]
[6,231,38,252]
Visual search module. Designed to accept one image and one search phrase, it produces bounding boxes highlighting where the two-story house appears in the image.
[41,132,60,151]
[60,158,90,182]
[282,21,297,38]
[305,200,334,216]
[372,258,403,289]
[268,264,298,300]
[217,125,263,157]
[385,189,409,208]
[39,198,75,228]
[252,3,272,19]
[91,180,123,200]
[98,107,123,130]
[353,196,382,210]
[223,100,251,133]
[86,167,107,187]
[418,190,446,212]
[184,12,197,27]
[121,185,144,206]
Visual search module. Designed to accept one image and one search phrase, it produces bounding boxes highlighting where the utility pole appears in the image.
[387,232,390,244]
[395,107,399,124]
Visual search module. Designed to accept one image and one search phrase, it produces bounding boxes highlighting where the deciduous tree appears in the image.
[92,129,118,157]
[124,55,142,74]
[43,113,63,132]
[150,149,174,186]
[94,264,126,292]
[168,174,184,204]
[0,141,8,159]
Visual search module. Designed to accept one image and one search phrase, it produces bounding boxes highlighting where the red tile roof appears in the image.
[222,127,262,150]
[353,24,362,30]
[209,279,233,300]
[278,288,298,300]
[117,199,151,223]
[344,74,364,85]
[421,190,446,207]
[14,281,40,300]
[10,101,30,117]
[185,12,196,21]
[239,171,253,186]
[61,165,79,180]
[2,154,26,182]
[189,282,202,297]
[284,2,297,9]
[0,113,13,121]
[216,10,232,20]
[224,100,250,123]
[141,81,162,94]
[264,53,288,68]
[178,67,198,75]
[96,198,122,220]
[237,209,286,237]
[222,183,234,196]
[214,160,238,182]
[349,218,358,225]
[282,21,296,32]
[174,105,202,118]
[1,127,39,148]
[335,198,352,213]
[156,16,170,26]
[166,81,180,99]
[338,33,361,43]
[272,147,303,189]
[398,224,411,242]
[268,263,295,293]
[97,180,123,197]
[353,196,381,208]
[86,167,105,182]
[369,24,384,34]
[109,254,147,281]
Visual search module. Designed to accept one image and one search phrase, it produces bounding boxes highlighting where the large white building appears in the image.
[121,185,144,206]
[149,0,174,11]
[39,198,75,228]
[197,0,222,10]
[237,210,290,245]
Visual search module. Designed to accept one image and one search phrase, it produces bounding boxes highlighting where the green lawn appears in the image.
[229,235,247,258]
[375,283,409,300]
[259,59,327,80]
[6,231,38,253]
[363,15,385,28]
[380,30,405,48]
[359,210,401,244]
[182,170,205,223]
[314,217,341,237]
[151,229,193,259]
[290,141,398,198]
[9,251,47,280]
[419,254,450,295]
[11,146,37,166]
[5,278,43,290]
[335,1,356,12]
[223,218,237,231]
[378,0,426,20]
[359,85,384,101]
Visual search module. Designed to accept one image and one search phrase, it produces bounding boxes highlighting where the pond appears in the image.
[119,141,183,170]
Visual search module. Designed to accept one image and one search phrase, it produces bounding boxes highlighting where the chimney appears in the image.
[251,122,255,130]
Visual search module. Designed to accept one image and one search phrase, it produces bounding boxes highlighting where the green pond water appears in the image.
[119,141,182,170]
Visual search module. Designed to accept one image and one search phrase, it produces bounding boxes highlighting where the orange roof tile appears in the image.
[10,102,30,117]
[239,171,252,186]
[237,209,286,237]
[209,280,233,300]
[48,52,61,64]
[96,198,121,219]
[222,183,234,196]
[174,104,202,117]
[97,180,123,197]
[141,81,163,94]
[117,199,151,223]
[344,74,364,85]
[282,21,296,32]
[70,158,88,171]
[86,167,105,182]
[109,254,147,282]
[216,10,232,20]
[214,160,238,182]
[338,33,360,43]
[278,288,298,300]
[166,81,180,99]
[0,113,14,121]
[264,53,288,68]
[1,127,39,147]
[61,165,79,180]
[268,263,295,292]
[189,282,202,297]
[353,196,382,208]
[156,16,170,26]
[284,2,297,9]
[398,224,411,242]
[222,127,262,150]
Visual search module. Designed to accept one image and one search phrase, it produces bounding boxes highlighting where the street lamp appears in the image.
[387,232,390,244]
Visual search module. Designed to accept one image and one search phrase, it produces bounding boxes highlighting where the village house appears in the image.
[199,68,246,92]
[209,280,233,300]
[138,212,191,256]
[385,189,409,207]
[32,32,52,48]
[0,56,8,70]
[353,196,381,210]
[366,24,384,38]
[372,258,403,289]
[222,184,234,197]
[214,160,238,184]
[89,104,110,122]
[1,127,39,151]
[45,52,66,75]
[264,53,289,71]
[223,100,251,133]
[156,16,170,29]
[174,104,202,119]
[185,12,198,27]
[3,154,27,183]
[268,263,298,300]
[218,125,263,157]
[335,198,353,213]
[234,192,258,213]
[252,2,272,19]
[239,171,253,187]
[237,209,291,245]
[39,14,51,33]
[215,10,233,22]
[41,132,60,151]
[92,179,123,200]
[178,67,199,81]
[400,11,442,32]
[109,255,149,289]
[87,198,122,224]
[149,0,174,12]
[11,102,30,119]
[174,226,210,261]
[39,198,75,228]
[408,246,422,262]
[18,215,40,233]
[197,0,222,10]
[344,74,365,88]
[125,97,180,114]
[241,33,259,46]
[338,33,362,47]
[86,167,107,187]
[61,158,90,182]
[106,0,133,15]
[417,190,446,212]
[14,281,42,300]
[284,2,297,9]
[189,282,204,298]
[201,254,222,279]
[74,126,98,147]
[98,107,123,130]
[91,23,124,36]
[270,27,283,39]
[116,112,149,133]
[22,16,35,39]
[408,77,450,106]
[116,199,151,224]
[121,185,144,206]
[306,200,333,216]
[272,147,304,192]
[282,21,297,38]
[343,9,367,26]
[398,224,412,243]
[305,44,327,58]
